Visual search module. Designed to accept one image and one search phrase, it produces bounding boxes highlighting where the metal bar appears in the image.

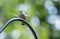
[0,18,38,39]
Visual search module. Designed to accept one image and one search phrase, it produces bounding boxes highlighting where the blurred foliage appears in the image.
[0,0,60,39]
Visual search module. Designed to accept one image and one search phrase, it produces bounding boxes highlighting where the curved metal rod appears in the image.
[0,18,38,39]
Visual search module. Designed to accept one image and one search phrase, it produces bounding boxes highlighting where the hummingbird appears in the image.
[19,11,26,25]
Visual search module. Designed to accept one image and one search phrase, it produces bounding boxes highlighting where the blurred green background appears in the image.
[0,0,60,39]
